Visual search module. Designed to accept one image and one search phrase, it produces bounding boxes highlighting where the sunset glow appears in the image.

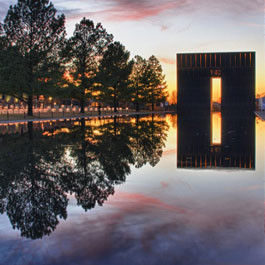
[0,0,263,97]
[211,112,222,145]
[211,77,222,108]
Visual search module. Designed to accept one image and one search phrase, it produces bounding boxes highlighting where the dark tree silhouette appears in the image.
[97,42,133,112]
[0,123,69,239]
[0,115,169,239]
[130,55,148,112]
[145,55,168,111]
[58,119,109,210]
[63,118,134,211]
[0,0,66,116]
[129,115,169,168]
[93,117,135,181]
[65,18,113,113]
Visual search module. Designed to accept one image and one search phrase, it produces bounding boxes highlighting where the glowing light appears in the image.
[211,77,222,110]
[211,112,222,145]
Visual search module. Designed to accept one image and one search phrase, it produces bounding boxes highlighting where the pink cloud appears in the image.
[104,1,186,22]
[161,25,169,31]
[63,0,189,22]
[160,181,169,188]
[239,22,264,28]
[106,191,190,215]
[159,57,176,65]
[238,185,263,191]
[162,149,176,155]
[62,0,263,23]
[2,0,264,24]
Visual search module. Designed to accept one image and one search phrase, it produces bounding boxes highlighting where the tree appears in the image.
[97,42,133,112]
[65,18,113,113]
[0,123,69,239]
[129,115,169,168]
[145,55,168,111]
[0,24,6,48]
[0,114,170,239]
[0,0,66,116]
[129,55,148,111]
[61,118,134,211]
[0,45,29,103]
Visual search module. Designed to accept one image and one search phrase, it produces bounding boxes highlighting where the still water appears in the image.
[0,113,264,265]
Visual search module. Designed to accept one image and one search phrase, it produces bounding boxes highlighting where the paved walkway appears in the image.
[0,110,176,125]
[255,111,265,121]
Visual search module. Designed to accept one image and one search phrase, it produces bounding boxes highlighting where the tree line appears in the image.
[0,115,168,239]
[0,0,168,116]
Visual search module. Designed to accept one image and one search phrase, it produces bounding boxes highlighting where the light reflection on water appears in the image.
[0,114,264,265]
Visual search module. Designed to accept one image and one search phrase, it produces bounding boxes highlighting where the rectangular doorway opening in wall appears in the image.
[211,112,222,146]
[211,77,222,111]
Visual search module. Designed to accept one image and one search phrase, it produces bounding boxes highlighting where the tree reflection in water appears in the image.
[0,122,69,239]
[0,115,168,239]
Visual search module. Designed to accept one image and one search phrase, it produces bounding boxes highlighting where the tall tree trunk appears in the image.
[28,121,35,185]
[80,67,86,114]
[152,102,154,112]
[28,121,33,140]
[136,101,139,112]
[151,113,154,164]
[98,104,101,116]
[136,114,139,145]
[80,98,85,114]
[28,95,33,116]
[114,116,117,136]
[80,118,87,176]
[135,89,139,112]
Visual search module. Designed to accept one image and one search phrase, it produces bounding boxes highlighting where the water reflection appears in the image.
[211,112,222,145]
[0,115,169,239]
[177,111,255,169]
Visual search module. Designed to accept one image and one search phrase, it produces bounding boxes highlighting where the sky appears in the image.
[0,0,264,96]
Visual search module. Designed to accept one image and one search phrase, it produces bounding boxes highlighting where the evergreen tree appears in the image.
[129,55,148,111]
[0,0,66,116]
[145,55,168,111]
[65,18,113,113]
[0,123,69,239]
[97,42,133,112]
[129,115,169,168]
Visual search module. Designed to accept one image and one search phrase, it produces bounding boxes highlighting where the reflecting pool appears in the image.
[0,113,264,265]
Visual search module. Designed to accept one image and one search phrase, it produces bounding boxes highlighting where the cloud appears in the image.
[106,191,190,214]
[159,57,176,65]
[160,181,169,188]
[54,0,264,33]
[61,0,189,22]
[162,149,176,155]
[92,0,264,21]
[239,22,264,28]
[237,185,263,192]
[1,187,264,264]
[57,8,83,16]
[51,0,190,22]
[161,25,169,31]
[1,0,263,24]
[102,0,188,22]
[207,0,264,14]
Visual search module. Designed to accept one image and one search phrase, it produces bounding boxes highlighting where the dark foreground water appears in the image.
[0,113,264,265]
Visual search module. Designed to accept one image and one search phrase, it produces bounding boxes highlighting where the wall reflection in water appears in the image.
[177,111,255,169]
[211,112,222,146]
[0,115,169,239]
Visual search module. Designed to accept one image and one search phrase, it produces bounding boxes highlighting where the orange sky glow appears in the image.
[0,0,264,96]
